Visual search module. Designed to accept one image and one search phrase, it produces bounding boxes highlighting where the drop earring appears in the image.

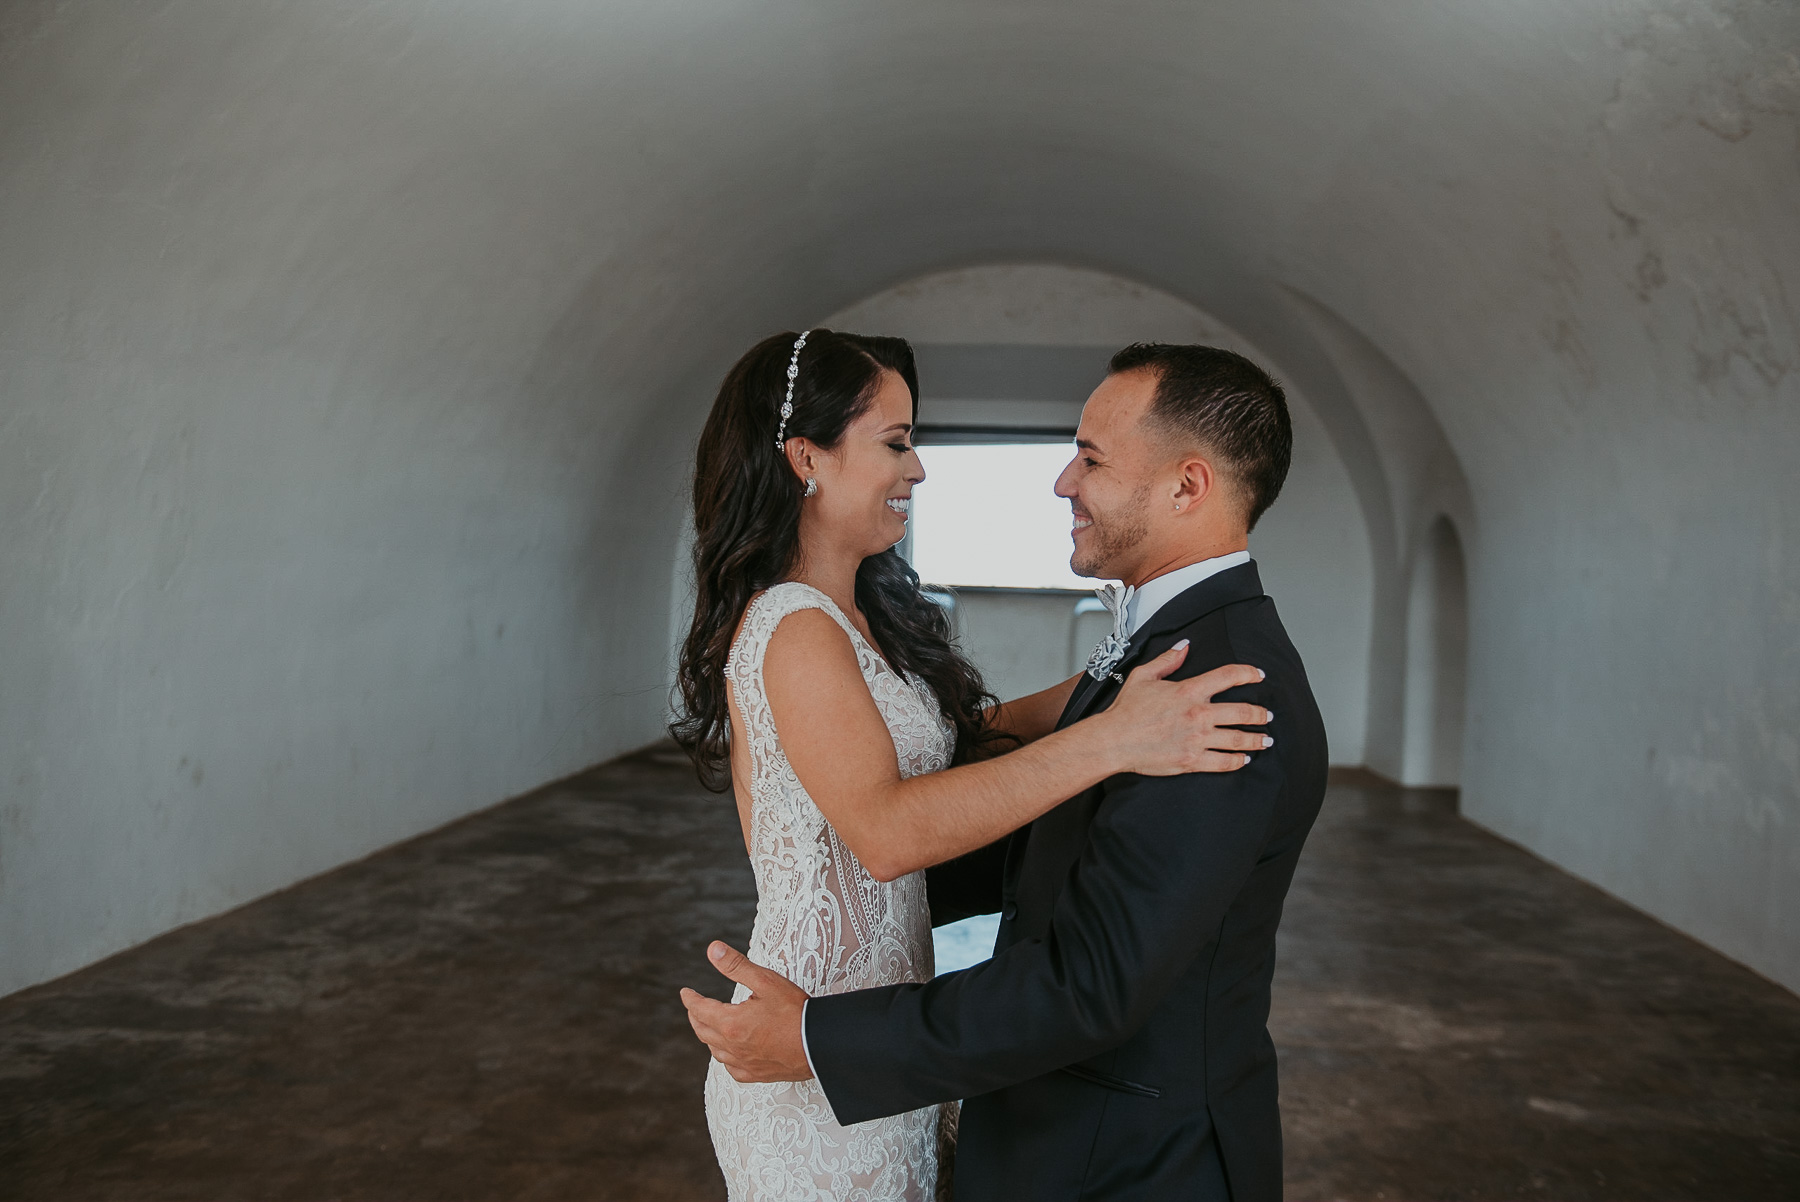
[804,477,818,498]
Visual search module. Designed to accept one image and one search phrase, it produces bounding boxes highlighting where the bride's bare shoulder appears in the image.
[763,607,862,693]
[760,603,885,739]
[764,605,856,661]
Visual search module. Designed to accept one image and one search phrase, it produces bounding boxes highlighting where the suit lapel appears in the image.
[1004,562,1268,935]
[1056,671,1108,727]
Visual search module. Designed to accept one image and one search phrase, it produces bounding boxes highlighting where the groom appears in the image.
[686,344,1328,1200]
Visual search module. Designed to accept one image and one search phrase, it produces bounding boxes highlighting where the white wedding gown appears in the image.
[705,582,957,1201]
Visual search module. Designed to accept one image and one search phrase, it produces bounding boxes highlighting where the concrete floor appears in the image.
[1,750,1795,1200]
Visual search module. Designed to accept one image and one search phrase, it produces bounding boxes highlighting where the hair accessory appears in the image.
[774,330,812,452]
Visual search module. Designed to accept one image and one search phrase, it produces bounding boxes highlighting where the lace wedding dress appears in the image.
[705,582,957,1201]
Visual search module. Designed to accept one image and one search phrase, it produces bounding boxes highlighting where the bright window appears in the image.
[907,442,1092,590]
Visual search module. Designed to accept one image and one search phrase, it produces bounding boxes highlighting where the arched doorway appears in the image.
[1400,515,1469,789]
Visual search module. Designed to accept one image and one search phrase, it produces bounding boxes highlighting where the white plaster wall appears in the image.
[0,0,692,994]
[1261,7,1800,989]
[1278,289,1475,782]
[827,265,1240,349]
[2,0,1793,996]
[1251,394,1373,767]
[944,593,1092,704]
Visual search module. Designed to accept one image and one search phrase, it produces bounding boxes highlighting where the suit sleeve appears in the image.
[925,836,1009,927]
[805,705,1282,1124]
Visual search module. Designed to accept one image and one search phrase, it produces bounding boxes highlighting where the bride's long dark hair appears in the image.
[671,329,1013,790]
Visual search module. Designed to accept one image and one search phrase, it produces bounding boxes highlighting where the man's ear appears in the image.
[1171,454,1216,513]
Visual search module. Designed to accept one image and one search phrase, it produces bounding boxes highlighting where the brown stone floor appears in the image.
[1,749,1796,1200]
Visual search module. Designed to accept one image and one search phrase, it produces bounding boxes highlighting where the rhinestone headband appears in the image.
[774,330,811,452]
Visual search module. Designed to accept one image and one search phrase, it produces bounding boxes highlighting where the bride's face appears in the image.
[803,369,924,559]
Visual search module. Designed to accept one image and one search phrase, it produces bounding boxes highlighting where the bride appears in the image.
[672,329,1268,1201]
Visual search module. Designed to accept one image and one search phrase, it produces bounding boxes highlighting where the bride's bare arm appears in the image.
[761,609,1269,883]
[983,675,1083,748]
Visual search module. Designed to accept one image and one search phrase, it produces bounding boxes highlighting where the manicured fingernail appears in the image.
[1241,754,1251,766]
[709,943,726,962]
[1257,668,1266,680]
[1262,735,1274,748]
[1174,639,1189,650]
[1265,709,1275,723]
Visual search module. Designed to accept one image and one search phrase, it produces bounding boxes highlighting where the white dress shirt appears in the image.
[1125,549,1252,637]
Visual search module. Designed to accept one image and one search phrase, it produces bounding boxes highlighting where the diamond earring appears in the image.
[804,477,818,498]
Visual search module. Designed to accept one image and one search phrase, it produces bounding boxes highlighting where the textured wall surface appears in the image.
[1,0,1794,995]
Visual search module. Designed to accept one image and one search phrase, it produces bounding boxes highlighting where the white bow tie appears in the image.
[1085,582,1136,680]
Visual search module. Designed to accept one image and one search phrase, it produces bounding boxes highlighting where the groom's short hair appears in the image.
[1108,343,1293,530]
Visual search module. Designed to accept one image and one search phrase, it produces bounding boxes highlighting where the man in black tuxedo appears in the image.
[689,344,1328,1200]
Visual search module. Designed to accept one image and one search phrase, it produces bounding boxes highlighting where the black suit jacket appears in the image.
[805,562,1329,1201]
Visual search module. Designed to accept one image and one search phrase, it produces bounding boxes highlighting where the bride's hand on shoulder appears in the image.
[1100,642,1272,776]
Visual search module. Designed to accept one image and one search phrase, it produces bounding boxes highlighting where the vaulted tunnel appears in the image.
[1,0,1795,1027]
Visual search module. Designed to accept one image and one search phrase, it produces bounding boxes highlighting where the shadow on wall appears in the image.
[1400,516,1469,790]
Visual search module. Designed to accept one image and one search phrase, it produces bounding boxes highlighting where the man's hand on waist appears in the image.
[680,941,812,1083]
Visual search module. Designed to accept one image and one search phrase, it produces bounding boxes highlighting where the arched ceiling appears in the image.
[10,0,1790,493]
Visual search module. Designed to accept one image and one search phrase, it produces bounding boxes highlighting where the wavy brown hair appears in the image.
[671,329,1014,790]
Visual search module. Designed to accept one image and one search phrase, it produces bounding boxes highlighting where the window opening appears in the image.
[905,442,1094,591]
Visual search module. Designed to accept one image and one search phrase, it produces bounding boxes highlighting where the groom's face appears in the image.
[1056,370,1160,581]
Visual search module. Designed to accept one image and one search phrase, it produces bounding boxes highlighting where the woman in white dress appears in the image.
[671,330,1269,1202]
